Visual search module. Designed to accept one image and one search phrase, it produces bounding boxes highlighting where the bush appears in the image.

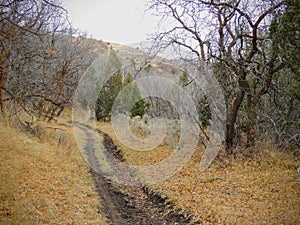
[131,99,150,118]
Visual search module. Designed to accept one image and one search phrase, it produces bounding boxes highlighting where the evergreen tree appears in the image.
[131,99,150,118]
[271,0,300,100]
[267,0,300,145]
[115,73,149,118]
[95,72,122,120]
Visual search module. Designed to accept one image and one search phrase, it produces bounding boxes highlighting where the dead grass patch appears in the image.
[0,112,106,225]
[97,121,300,224]
[97,121,173,166]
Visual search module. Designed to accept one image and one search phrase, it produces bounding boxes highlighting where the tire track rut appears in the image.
[75,123,200,225]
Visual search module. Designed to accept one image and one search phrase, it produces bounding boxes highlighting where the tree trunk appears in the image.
[225,89,245,154]
[0,62,4,113]
[246,94,257,147]
[0,30,14,114]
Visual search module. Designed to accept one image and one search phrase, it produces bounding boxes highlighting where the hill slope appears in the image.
[0,112,107,224]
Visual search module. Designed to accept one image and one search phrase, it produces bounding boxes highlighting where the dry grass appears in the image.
[97,121,173,166]
[0,111,107,225]
[97,121,300,224]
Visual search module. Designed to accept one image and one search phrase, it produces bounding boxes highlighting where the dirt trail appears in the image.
[74,123,200,225]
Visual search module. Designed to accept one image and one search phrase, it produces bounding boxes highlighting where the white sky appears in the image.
[61,0,158,45]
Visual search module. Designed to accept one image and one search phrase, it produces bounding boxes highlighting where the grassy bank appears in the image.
[97,120,300,224]
[0,112,107,225]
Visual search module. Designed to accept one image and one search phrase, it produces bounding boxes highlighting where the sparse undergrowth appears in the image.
[97,120,300,224]
[1,111,298,225]
[0,112,107,225]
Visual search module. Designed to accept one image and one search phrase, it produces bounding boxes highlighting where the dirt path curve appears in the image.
[74,123,200,225]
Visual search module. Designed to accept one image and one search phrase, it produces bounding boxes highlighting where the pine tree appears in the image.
[115,73,149,118]
[95,72,122,120]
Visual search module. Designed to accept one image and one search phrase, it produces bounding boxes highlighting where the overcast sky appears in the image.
[61,0,159,45]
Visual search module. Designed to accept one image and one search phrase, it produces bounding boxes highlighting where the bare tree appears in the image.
[147,0,285,153]
[0,0,96,121]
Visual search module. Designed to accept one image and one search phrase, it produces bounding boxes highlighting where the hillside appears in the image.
[0,111,107,224]
[1,36,299,224]
[97,120,300,224]
[1,0,299,224]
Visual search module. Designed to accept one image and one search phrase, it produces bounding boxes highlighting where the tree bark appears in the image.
[0,62,5,113]
[0,50,9,114]
[225,89,245,154]
[246,94,257,147]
